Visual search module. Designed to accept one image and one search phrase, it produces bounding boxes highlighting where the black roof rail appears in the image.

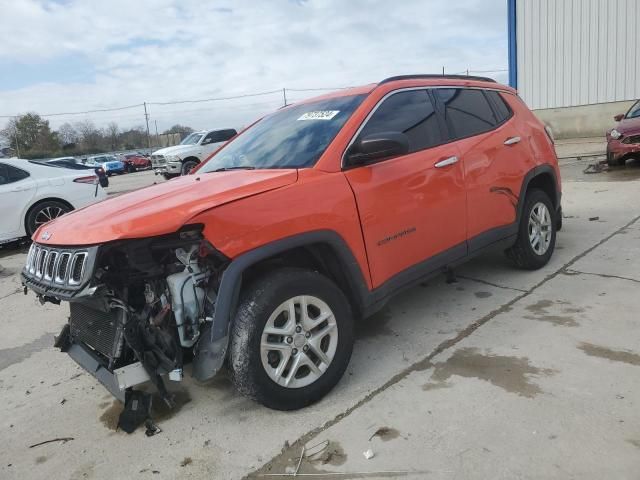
[379,74,496,85]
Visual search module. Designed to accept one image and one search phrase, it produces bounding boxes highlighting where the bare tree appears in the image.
[75,120,101,151]
[57,122,79,146]
[106,122,119,151]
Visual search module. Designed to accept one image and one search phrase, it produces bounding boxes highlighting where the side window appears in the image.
[204,130,236,144]
[485,91,512,124]
[220,129,237,141]
[202,132,216,144]
[0,163,8,185]
[433,88,498,139]
[0,163,29,185]
[358,90,445,154]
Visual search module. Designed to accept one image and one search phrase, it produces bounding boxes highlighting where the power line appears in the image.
[286,86,354,92]
[0,103,143,119]
[0,71,508,120]
[147,89,282,106]
[0,89,284,119]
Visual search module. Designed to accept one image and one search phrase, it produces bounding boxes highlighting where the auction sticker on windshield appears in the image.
[297,110,340,121]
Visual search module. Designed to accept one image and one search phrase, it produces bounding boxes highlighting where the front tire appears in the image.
[26,200,71,236]
[181,160,198,175]
[505,188,556,270]
[230,268,354,410]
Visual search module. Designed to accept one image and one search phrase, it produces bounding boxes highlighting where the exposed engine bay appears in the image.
[22,226,229,409]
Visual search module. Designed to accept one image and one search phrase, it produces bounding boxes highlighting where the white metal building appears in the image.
[508,0,640,137]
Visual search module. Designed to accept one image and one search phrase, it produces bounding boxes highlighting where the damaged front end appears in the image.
[22,225,230,407]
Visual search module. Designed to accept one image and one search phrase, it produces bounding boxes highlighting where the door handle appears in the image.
[504,136,521,146]
[434,156,459,168]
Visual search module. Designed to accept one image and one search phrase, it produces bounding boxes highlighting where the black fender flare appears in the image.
[192,230,370,380]
[516,164,561,224]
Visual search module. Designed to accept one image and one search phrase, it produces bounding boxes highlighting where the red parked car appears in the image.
[121,153,151,173]
[606,99,640,166]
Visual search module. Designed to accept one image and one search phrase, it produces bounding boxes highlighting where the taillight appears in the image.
[97,167,104,173]
[74,175,98,185]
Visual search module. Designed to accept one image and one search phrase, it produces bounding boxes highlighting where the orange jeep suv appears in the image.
[23,75,561,411]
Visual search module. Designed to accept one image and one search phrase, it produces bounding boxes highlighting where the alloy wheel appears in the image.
[34,206,66,227]
[260,295,338,389]
[528,202,552,255]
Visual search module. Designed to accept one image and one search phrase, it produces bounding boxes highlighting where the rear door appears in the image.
[344,89,467,289]
[432,88,532,247]
[0,163,36,239]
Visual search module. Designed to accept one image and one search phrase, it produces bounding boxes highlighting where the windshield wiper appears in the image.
[212,166,256,172]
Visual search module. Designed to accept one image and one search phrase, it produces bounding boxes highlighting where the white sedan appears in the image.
[0,158,106,244]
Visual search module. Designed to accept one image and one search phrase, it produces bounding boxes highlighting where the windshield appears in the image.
[200,94,366,172]
[626,100,640,119]
[180,133,203,145]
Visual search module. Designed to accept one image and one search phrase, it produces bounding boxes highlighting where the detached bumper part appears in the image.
[57,324,151,402]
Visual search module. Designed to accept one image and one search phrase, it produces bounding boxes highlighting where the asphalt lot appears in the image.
[1,157,640,479]
[104,169,166,196]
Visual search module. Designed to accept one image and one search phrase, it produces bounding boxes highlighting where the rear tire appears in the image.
[230,268,354,410]
[26,200,72,236]
[505,188,556,270]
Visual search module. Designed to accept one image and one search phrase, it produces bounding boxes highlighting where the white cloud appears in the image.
[0,0,507,132]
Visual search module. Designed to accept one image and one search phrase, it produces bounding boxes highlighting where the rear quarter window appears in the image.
[433,88,498,139]
[485,91,513,124]
[0,163,30,185]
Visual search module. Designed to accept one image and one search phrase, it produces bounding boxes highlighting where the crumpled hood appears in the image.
[616,116,640,135]
[152,144,201,157]
[35,169,298,246]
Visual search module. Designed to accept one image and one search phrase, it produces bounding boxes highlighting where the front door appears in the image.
[344,89,467,289]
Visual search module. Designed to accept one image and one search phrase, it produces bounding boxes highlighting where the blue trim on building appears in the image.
[507,0,517,88]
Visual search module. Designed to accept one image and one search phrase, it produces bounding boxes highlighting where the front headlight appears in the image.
[610,129,622,140]
[167,155,181,162]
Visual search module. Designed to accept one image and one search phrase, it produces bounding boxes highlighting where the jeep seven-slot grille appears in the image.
[69,303,120,360]
[23,243,96,294]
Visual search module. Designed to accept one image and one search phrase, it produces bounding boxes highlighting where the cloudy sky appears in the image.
[0,0,508,133]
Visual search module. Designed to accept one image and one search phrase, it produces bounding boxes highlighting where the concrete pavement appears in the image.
[1,158,640,479]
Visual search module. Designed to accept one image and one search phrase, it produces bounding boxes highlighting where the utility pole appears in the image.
[442,66,445,75]
[154,120,159,148]
[143,102,151,152]
[282,88,287,107]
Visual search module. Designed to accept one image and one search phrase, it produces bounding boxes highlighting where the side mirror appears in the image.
[345,132,409,167]
[614,113,625,122]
